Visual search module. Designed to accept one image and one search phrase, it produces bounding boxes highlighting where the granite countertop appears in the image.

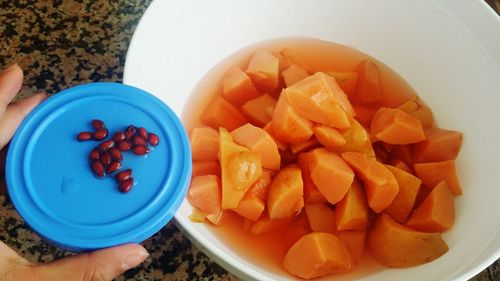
[0,1,499,281]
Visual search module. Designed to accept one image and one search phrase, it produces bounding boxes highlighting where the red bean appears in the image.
[119,178,133,193]
[132,145,149,155]
[106,161,122,173]
[77,132,93,141]
[115,169,132,182]
[138,127,147,138]
[91,119,105,129]
[125,125,136,140]
[93,128,108,141]
[99,139,115,150]
[147,133,159,146]
[133,135,147,146]
[100,151,112,167]
[113,132,126,142]
[91,161,105,177]
[108,147,123,160]
[89,149,100,161]
[117,140,133,151]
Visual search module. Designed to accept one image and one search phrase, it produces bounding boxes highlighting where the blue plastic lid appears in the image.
[6,82,191,251]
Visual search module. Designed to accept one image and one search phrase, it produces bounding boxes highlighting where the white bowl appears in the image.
[123,1,500,280]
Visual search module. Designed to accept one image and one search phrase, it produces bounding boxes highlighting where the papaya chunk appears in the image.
[187,175,222,224]
[231,123,281,171]
[336,119,375,157]
[262,122,288,151]
[283,232,351,279]
[267,165,304,219]
[388,158,412,174]
[325,71,358,95]
[232,191,265,221]
[352,104,378,128]
[225,152,261,192]
[241,93,277,127]
[298,152,327,204]
[385,165,422,223]
[305,203,337,233]
[313,125,346,149]
[397,96,435,128]
[309,148,354,205]
[271,91,313,144]
[206,211,224,225]
[353,60,382,104]
[246,50,280,92]
[286,72,354,129]
[250,213,293,235]
[201,96,248,131]
[282,64,309,87]
[275,48,310,73]
[247,169,273,201]
[188,175,221,215]
[188,210,208,223]
[412,128,463,163]
[406,181,455,232]
[368,213,448,267]
[335,179,369,231]
[414,160,462,196]
[222,66,261,105]
[219,128,262,209]
[189,127,219,161]
[341,152,399,213]
[370,107,425,144]
[192,160,221,178]
[290,137,320,154]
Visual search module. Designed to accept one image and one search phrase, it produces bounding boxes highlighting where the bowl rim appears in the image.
[123,0,500,280]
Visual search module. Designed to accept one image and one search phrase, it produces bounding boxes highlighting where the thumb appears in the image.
[0,92,48,148]
[32,244,148,281]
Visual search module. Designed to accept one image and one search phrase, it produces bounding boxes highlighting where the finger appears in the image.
[0,241,30,264]
[0,64,24,118]
[0,93,47,148]
[32,244,148,281]
[0,241,34,281]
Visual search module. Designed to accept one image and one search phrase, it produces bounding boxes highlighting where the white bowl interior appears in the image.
[124,0,500,280]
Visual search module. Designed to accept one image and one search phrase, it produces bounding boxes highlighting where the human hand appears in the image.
[0,64,149,281]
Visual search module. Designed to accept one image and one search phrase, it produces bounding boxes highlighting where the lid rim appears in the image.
[6,82,191,251]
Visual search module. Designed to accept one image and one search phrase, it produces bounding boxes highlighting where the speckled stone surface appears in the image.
[0,1,499,280]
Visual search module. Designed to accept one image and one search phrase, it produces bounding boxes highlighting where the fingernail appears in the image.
[121,248,148,271]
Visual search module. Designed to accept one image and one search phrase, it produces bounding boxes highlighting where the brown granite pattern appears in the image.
[0,0,499,280]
